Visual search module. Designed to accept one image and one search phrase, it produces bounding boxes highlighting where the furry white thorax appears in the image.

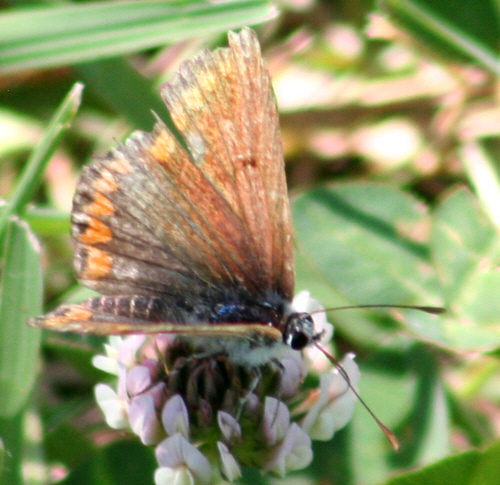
[190,336,291,367]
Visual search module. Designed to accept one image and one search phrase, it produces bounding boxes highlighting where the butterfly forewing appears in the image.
[158,28,293,299]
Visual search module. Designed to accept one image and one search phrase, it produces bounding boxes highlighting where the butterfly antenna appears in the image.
[311,304,445,316]
[314,343,401,451]
[309,303,444,451]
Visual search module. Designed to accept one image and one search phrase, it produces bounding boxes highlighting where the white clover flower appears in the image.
[126,365,154,395]
[129,392,165,445]
[154,466,195,485]
[92,292,359,484]
[217,411,241,443]
[322,354,360,433]
[278,351,307,399]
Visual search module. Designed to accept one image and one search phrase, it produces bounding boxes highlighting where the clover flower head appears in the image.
[93,292,359,483]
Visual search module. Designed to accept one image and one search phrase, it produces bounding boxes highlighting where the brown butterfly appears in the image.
[29,29,445,450]
[29,28,318,367]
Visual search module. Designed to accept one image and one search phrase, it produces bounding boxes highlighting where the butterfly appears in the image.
[28,28,319,367]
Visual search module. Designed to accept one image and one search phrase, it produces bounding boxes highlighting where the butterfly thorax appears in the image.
[209,298,282,325]
[189,295,317,365]
[103,291,317,366]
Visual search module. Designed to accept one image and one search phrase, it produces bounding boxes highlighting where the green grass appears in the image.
[2,1,500,484]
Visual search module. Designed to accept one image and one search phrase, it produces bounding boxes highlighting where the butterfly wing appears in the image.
[31,29,293,333]
[28,296,282,344]
[71,28,293,302]
[158,28,294,299]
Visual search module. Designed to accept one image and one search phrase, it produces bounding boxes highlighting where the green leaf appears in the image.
[293,183,442,347]
[294,183,438,304]
[0,412,24,485]
[459,141,500,233]
[24,207,70,235]
[57,440,156,485]
[76,57,184,144]
[431,188,500,350]
[382,440,500,485]
[380,0,500,75]
[0,0,277,75]
[77,58,167,133]
[393,346,450,466]
[0,216,43,485]
[0,439,4,483]
[347,346,449,485]
[0,83,82,239]
[0,218,42,417]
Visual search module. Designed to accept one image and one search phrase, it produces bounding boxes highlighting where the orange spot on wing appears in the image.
[84,193,115,217]
[78,218,112,244]
[61,306,93,322]
[81,247,113,279]
[28,305,94,331]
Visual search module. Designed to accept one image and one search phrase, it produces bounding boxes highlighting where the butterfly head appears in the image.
[282,312,317,350]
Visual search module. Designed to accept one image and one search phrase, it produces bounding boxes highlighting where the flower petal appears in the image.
[262,397,290,445]
[117,335,146,367]
[278,351,307,398]
[327,354,359,432]
[129,393,164,445]
[92,337,123,375]
[116,363,128,401]
[162,395,190,438]
[301,354,360,440]
[155,434,211,485]
[94,383,129,429]
[265,423,312,476]
[217,442,241,482]
[301,372,335,434]
[307,409,336,441]
[291,291,312,313]
[127,365,153,396]
[217,411,241,443]
[154,466,195,485]
[92,354,119,375]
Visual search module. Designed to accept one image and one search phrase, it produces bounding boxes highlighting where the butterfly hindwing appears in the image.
[28,296,282,344]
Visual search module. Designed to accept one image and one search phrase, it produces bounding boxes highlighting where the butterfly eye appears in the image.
[283,313,315,350]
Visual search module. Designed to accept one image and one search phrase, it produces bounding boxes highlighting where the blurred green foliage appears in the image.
[1,1,500,484]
